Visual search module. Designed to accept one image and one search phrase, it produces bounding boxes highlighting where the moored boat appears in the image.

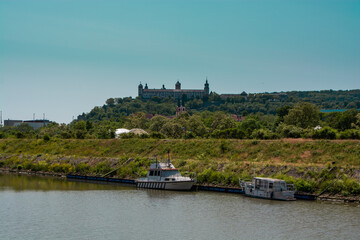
[136,158,194,191]
[239,177,296,201]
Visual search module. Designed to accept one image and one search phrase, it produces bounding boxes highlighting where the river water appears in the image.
[1,173,359,240]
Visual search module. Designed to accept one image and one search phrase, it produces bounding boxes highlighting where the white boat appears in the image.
[239,177,296,201]
[136,159,195,191]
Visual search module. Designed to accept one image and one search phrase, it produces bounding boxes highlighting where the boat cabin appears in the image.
[136,160,194,190]
[146,163,182,181]
[252,177,294,192]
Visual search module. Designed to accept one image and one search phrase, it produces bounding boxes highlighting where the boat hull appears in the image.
[136,180,194,191]
[244,189,296,201]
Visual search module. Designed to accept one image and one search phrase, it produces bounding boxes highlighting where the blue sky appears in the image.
[1,0,359,123]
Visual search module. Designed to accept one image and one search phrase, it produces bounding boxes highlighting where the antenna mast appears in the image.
[167,150,171,167]
[252,161,256,178]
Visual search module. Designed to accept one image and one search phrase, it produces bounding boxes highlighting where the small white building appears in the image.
[115,128,130,138]
[314,125,322,130]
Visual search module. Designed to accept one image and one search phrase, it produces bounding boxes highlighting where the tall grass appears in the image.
[1,139,359,196]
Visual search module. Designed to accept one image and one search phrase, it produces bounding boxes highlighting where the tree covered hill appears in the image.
[78,89,360,122]
[2,89,359,140]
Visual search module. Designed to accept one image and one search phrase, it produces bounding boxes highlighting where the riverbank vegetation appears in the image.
[1,139,359,198]
[1,103,360,140]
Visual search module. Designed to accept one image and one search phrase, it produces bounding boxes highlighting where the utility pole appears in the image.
[0,110,2,128]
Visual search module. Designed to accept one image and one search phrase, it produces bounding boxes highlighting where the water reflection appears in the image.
[144,188,195,199]
[1,173,359,240]
[0,173,133,191]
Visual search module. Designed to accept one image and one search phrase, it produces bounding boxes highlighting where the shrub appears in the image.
[276,123,303,138]
[321,179,343,194]
[339,129,360,139]
[75,162,91,174]
[211,128,245,139]
[93,161,112,175]
[312,127,337,139]
[184,131,196,139]
[61,131,73,139]
[139,133,150,139]
[15,132,25,139]
[294,179,316,193]
[75,130,86,139]
[120,133,136,139]
[49,163,73,173]
[196,169,214,184]
[208,171,224,184]
[149,132,165,139]
[43,135,51,141]
[251,129,278,139]
[342,178,360,195]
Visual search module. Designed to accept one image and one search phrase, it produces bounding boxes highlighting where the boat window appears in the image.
[165,178,169,181]
[255,179,260,189]
[162,170,181,178]
[149,171,154,176]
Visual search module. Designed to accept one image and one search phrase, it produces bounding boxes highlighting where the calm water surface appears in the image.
[1,173,359,240]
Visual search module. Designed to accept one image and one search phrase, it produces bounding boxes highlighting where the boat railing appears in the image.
[242,182,253,189]
[287,184,295,191]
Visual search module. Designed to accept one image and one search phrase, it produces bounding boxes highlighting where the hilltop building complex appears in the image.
[138,80,210,99]
[137,79,257,101]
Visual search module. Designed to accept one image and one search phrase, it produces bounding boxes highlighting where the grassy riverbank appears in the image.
[1,139,359,198]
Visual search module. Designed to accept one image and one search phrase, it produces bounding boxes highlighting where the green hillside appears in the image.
[1,139,359,198]
[78,89,360,121]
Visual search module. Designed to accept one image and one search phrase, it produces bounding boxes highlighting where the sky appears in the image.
[0,0,359,123]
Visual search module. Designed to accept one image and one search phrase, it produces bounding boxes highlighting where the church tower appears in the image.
[204,78,209,95]
[138,83,143,97]
[175,81,181,90]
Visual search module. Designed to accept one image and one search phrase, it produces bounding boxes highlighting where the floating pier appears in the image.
[66,174,316,200]
[66,174,136,184]
[195,185,244,194]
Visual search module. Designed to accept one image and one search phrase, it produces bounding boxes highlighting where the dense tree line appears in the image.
[77,89,360,122]
[1,103,359,140]
[1,89,359,140]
